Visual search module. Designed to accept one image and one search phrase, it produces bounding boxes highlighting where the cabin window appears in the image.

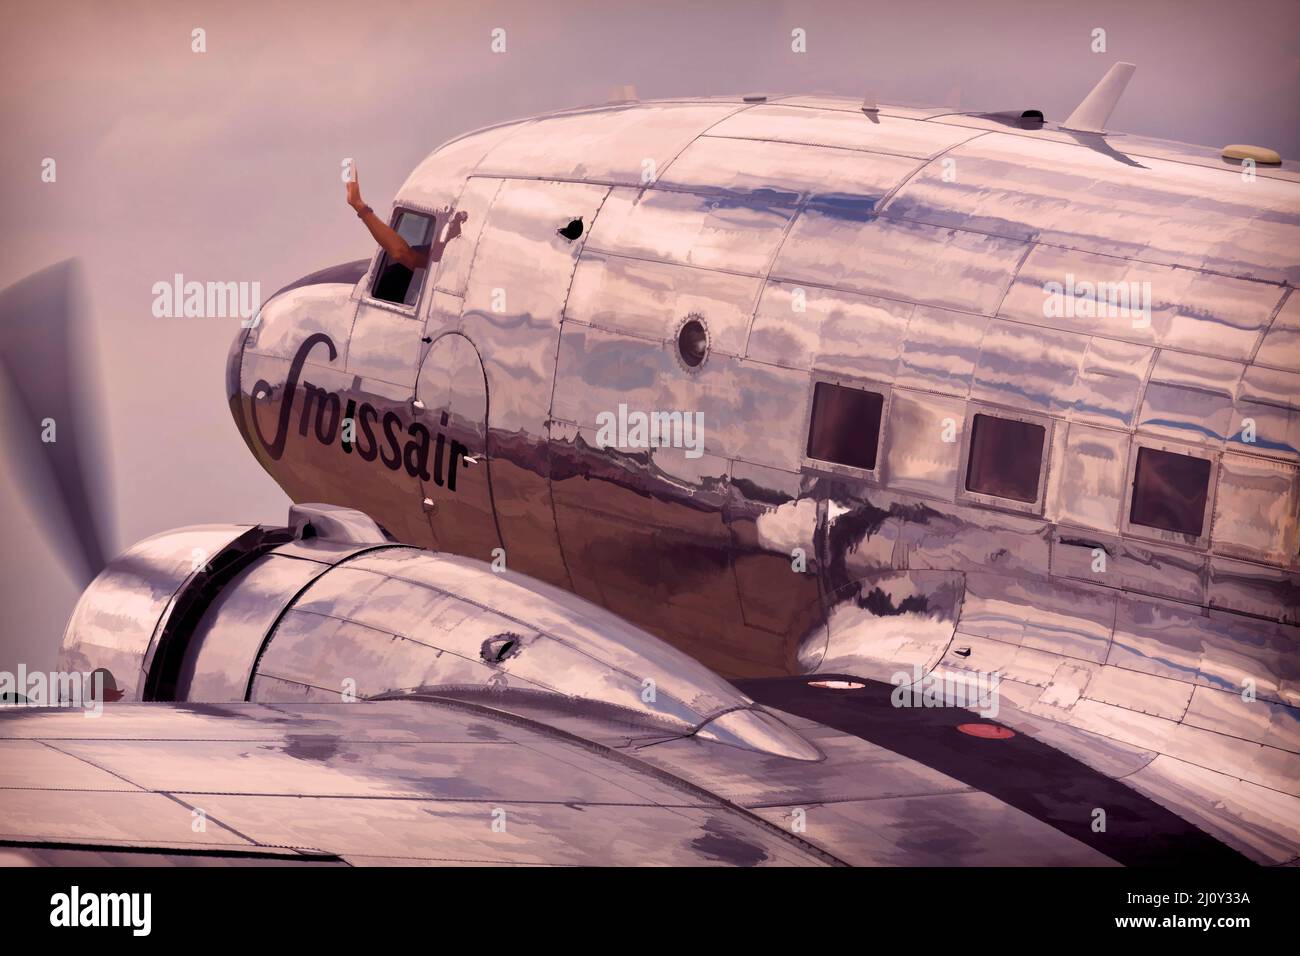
[965,414,1045,503]
[371,209,434,307]
[806,381,884,471]
[1129,446,1212,537]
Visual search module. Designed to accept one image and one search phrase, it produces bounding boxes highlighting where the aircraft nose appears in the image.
[225,259,370,458]
[225,322,258,457]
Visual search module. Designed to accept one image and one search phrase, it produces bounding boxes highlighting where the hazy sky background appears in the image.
[2,0,1298,672]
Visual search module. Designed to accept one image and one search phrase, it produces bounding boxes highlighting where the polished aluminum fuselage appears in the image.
[227,95,1300,806]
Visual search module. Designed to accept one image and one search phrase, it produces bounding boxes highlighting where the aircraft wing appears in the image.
[9,500,1293,867]
[0,685,1265,867]
[0,696,834,867]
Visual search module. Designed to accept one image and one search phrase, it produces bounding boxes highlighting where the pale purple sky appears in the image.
[2,0,1298,671]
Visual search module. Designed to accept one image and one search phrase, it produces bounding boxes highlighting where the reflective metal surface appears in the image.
[58,506,818,762]
[0,700,834,866]
[58,92,1300,864]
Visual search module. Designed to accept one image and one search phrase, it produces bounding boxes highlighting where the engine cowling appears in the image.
[59,503,818,760]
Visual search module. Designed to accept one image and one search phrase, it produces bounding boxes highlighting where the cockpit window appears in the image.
[806,381,884,471]
[372,210,434,306]
[965,413,1045,503]
[1129,446,1211,537]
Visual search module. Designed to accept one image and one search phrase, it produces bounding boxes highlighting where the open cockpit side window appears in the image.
[371,209,435,307]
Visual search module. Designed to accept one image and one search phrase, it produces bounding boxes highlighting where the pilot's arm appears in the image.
[346,173,428,270]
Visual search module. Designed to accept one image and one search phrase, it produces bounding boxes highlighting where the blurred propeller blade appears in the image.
[0,259,113,584]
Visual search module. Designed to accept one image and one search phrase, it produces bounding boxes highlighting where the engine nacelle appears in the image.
[59,503,817,759]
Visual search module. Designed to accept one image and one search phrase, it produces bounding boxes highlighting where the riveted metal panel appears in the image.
[1051,422,1129,534]
[432,176,504,297]
[565,250,759,358]
[748,281,911,379]
[1211,454,1299,565]
[456,178,611,585]
[1066,336,1152,429]
[998,245,1282,362]
[971,319,1087,415]
[773,212,1027,315]
[1184,685,1300,753]
[461,178,609,436]
[345,300,422,389]
[243,284,357,366]
[958,571,1115,664]
[587,186,794,275]
[1208,556,1300,624]
[551,322,809,471]
[1136,350,1244,448]
[707,104,979,159]
[1108,597,1299,704]
[879,388,966,500]
[662,135,920,211]
[1256,290,1300,372]
[887,131,1300,284]
[396,120,528,210]
[180,554,328,702]
[1233,364,1300,462]
[474,103,743,185]
[894,305,990,397]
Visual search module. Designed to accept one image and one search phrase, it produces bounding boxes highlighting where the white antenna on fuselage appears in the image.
[1061,62,1136,133]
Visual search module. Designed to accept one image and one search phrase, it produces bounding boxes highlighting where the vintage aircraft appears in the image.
[2,64,1297,866]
